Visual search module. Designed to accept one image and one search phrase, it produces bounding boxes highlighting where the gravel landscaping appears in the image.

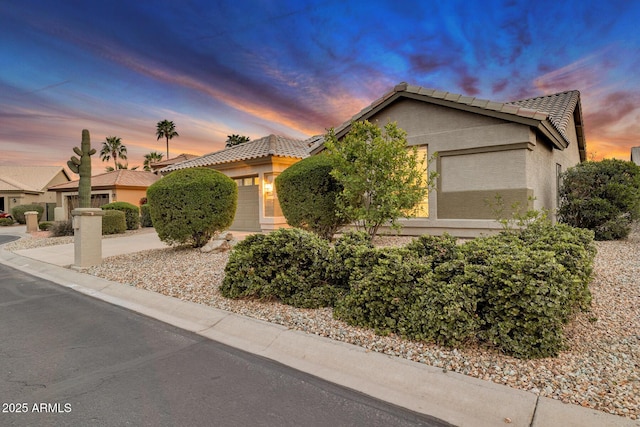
[6,228,639,420]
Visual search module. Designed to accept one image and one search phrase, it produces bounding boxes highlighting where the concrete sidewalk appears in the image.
[0,228,637,427]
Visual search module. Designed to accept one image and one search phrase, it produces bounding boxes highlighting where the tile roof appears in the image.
[149,153,198,168]
[49,170,160,190]
[507,90,581,145]
[160,134,310,173]
[316,82,585,160]
[0,166,69,193]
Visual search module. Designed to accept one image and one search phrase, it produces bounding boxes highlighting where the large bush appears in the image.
[102,210,126,235]
[101,201,140,230]
[558,159,640,240]
[147,168,237,248]
[275,155,348,240]
[11,204,44,224]
[332,217,595,358]
[140,204,152,227]
[333,239,480,347]
[220,228,340,308]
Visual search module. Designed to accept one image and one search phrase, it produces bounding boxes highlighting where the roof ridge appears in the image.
[509,90,579,104]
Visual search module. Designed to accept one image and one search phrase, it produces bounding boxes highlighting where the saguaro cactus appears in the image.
[67,129,96,208]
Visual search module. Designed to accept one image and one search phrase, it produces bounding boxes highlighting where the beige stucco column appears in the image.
[24,211,39,233]
[71,208,105,268]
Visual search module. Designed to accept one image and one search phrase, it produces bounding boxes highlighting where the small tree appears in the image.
[324,120,436,239]
[558,159,640,240]
[275,155,348,240]
[225,134,250,147]
[147,168,237,247]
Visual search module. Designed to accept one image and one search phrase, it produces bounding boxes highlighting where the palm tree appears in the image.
[156,120,179,158]
[143,151,164,171]
[100,136,127,171]
[225,134,250,148]
[105,162,139,172]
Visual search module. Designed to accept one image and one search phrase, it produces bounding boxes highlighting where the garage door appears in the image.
[230,176,260,232]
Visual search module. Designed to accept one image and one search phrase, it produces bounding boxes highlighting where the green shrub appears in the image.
[0,218,14,226]
[101,201,140,230]
[275,155,349,240]
[455,217,596,359]
[558,159,640,240]
[102,210,126,235]
[332,216,595,358]
[461,236,571,358]
[333,247,429,335]
[140,204,152,227]
[220,228,339,308]
[405,233,459,266]
[50,220,74,237]
[11,204,44,224]
[406,263,482,347]
[517,218,596,314]
[147,168,237,248]
[326,231,374,290]
[333,245,480,347]
[38,221,53,231]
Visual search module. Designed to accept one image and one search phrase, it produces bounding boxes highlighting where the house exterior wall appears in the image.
[354,97,580,237]
[525,118,581,219]
[2,170,70,215]
[112,187,148,207]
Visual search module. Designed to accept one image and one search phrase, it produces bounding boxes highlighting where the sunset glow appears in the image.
[1,1,639,174]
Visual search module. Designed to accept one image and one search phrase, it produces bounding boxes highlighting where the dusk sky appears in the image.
[2,0,639,173]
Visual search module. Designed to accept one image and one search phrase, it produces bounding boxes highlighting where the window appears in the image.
[234,176,259,186]
[412,146,429,218]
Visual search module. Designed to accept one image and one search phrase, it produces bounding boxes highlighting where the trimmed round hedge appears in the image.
[275,155,348,240]
[101,201,140,230]
[147,168,237,248]
[102,210,126,235]
[11,204,44,224]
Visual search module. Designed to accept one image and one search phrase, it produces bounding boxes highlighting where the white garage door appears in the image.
[230,176,260,232]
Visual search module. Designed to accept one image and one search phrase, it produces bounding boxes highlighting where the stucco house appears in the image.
[311,82,587,237]
[159,134,309,232]
[49,169,160,220]
[0,166,71,220]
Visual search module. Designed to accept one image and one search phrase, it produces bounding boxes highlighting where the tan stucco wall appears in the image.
[113,188,148,207]
[526,124,581,219]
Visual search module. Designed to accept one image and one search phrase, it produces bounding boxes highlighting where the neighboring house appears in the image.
[632,147,640,166]
[0,166,71,220]
[49,169,161,220]
[311,82,587,237]
[159,135,310,232]
[149,153,198,174]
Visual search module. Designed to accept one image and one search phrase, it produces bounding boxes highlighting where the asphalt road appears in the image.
[0,239,450,427]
